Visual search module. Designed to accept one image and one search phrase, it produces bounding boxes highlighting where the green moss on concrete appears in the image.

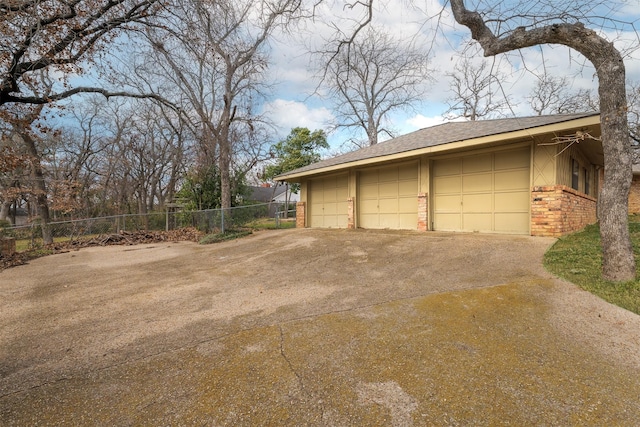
[3,282,640,425]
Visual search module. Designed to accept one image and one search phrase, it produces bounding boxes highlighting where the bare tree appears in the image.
[134,0,301,209]
[528,73,597,116]
[445,57,510,120]
[0,0,163,107]
[323,26,431,146]
[450,0,637,281]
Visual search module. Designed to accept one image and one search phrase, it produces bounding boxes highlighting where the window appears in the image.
[583,167,590,195]
[571,159,579,190]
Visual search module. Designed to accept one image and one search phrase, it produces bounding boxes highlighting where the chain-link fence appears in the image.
[0,202,296,250]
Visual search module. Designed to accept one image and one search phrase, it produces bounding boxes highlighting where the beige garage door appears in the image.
[308,174,348,228]
[358,163,418,229]
[433,148,530,234]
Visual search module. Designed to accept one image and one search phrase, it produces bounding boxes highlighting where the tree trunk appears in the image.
[219,139,232,210]
[597,60,635,281]
[0,201,11,224]
[19,131,53,244]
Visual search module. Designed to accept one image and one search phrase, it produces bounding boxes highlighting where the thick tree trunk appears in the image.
[19,131,53,244]
[219,139,232,210]
[450,0,636,282]
[0,201,11,224]
[597,62,635,281]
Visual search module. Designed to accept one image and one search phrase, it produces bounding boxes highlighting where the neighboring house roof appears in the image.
[247,184,288,203]
[276,112,600,180]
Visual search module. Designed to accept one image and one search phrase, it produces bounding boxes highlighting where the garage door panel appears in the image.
[435,213,461,231]
[462,173,492,192]
[463,154,492,174]
[336,187,348,200]
[398,213,418,229]
[360,199,378,211]
[379,215,397,228]
[495,170,529,190]
[495,213,529,233]
[379,182,398,197]
[435,194,461,212]
[308,174,348,228]
[360,172,378,185]
[433,149,530,234]
[360,183,378,199]
[399,167,418,181]
[495,148,529,170]
[322,189,337,202]
[434,176,461,193]
[379,167,398,182]
[399,180,417,196]
[323,201,339,215]
[434,158,461,176]
[495,191,529,212]
[463,213,492,232]
[398,196,417,212]
[462,193,492,212]
[358,163,418,230]
[379,199,398,214]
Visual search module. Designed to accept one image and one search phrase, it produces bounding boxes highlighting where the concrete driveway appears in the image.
[1,228,640,425]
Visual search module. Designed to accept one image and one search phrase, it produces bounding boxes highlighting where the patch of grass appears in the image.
[199,229,253,245]
[13,235,99,252]
[245,217,296,230]
[544,221,640,315]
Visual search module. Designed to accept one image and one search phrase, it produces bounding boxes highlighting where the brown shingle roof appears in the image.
[277,112,599,179]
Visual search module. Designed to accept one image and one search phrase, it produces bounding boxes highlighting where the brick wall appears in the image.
[296,202,306,228]
[347,197,355,229]
[629,175,640,214]
[531,185,597,237]
[418,193,428,231]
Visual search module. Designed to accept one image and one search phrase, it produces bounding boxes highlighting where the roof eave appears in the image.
[276,114,601,181]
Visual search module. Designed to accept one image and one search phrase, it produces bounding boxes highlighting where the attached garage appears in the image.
[308,174,348,228]
[433,147,530,234]
[277,113,603,237]
[358,162,418,229]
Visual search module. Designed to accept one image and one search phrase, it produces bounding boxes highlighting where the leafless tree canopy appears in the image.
[323,26,431,147]
[0,0,163,106]
[527,73,597,116]
[445,57,510,121]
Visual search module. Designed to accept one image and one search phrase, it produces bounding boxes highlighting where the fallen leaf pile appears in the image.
[0,228,204,271]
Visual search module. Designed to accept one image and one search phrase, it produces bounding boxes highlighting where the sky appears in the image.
[260,0,640,152]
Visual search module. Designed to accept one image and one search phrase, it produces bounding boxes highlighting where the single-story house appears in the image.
[276,112,604,237]
[246,183,299,204]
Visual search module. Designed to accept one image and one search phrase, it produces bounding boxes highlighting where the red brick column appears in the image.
[296,202,306,228]
[418,193,428,231]
[347,197,355,229]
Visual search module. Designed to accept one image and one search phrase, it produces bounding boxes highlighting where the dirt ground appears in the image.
[1,228,640,425]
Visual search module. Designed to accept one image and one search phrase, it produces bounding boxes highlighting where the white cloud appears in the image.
[263,99,334,134]
[405,114,451,130]
[264,1,640,145]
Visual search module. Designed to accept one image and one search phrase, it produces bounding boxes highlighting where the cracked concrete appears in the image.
[1,228,640,425]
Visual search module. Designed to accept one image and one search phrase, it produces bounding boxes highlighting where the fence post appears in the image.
[221,208,225,233]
